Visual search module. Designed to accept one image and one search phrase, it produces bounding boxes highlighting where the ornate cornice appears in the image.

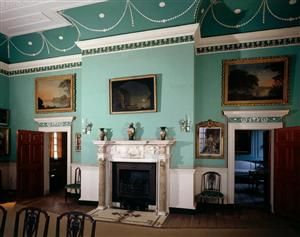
[82,35,194,56]
[196,27,300,55]
[34,116,75,127]
[0,55,82,76]
[77,24,198,56]
[223,110,289,123]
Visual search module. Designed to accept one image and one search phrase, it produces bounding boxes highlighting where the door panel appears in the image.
[274,127,300,219]
[17,130,44,199]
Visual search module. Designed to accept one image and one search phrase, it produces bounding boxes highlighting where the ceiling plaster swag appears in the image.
[0,0,299,61]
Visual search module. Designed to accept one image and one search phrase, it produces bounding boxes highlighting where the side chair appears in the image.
[65,167,81,202]
[56,211,96,237]
[13,207,50,237]
[195,171,224,208]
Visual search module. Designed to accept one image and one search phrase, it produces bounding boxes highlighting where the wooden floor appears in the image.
[5,191,296,231]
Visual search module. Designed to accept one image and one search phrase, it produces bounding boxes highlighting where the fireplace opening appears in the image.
[112,162,156,211]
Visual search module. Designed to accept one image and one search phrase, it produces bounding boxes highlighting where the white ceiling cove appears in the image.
[0,0,105,37]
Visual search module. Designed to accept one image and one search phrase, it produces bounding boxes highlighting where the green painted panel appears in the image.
[80,43,195,168]
[0,33,8,63]
[0,74,9,108]
[8,69,82,162]
[9,28,81,63]
[0,74,9,161]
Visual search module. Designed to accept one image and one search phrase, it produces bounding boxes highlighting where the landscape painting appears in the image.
[223,57,288,105]
[109,74,157,114]
[35,74,75,113]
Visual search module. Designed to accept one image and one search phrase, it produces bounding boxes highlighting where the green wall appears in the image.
[8,69,82,162]
[80,43,195,168]
[195,45,300,167]
[0,74,9,108]
[0,74,9,160]
[3,42,300,169]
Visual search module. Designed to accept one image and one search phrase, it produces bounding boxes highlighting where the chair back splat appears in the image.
[13,207,49,237]
[0,205,7,237]
[195,171,224,206]
[56,211,96,237]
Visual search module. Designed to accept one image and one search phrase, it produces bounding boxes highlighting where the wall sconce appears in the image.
[82,119,93,135]
[179,115,191,132]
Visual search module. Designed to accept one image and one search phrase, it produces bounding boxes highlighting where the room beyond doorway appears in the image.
[234,130,270,208]
[48,132,67,193]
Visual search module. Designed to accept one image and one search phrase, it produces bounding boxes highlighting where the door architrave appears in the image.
[223,110,289,212]
[34,116,75,194]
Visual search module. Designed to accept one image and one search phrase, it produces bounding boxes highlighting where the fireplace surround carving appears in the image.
[93,140,175,215]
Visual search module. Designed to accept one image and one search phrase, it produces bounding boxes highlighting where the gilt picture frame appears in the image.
[196,120,224,158]
[35,74,75,113]
[0,127,9,156]
[223,56,289,106]
[109,74,157,114]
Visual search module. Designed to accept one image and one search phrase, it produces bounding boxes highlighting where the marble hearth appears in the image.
[93,140,175,215]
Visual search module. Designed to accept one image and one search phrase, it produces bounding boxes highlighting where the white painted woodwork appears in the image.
[169,169,196,209]
[71,164,99,202]
[223,110,289,211]
[34,116,75,195]
[93,140,175,215]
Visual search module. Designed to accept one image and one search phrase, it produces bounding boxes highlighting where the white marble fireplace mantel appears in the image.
[93,139,176,215]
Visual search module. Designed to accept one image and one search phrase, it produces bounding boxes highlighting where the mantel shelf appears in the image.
[93,139,176,146]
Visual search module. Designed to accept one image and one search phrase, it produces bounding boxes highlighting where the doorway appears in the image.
[234,130,270,207]
[223,109,289,210]
[48,132,67,193]
[34,116,74,195]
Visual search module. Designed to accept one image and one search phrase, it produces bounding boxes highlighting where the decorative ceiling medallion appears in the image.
[234,9,241,14]
[98,13,105,18]
[159,2,166,8]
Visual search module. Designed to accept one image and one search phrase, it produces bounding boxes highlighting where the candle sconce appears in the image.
[82,119,93,135]
[179,115,191,132]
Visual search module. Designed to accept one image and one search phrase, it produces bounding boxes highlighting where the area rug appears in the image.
[88,208,167,227]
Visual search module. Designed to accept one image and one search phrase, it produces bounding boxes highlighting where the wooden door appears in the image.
[274,127,300,219]
[17,130,44,199]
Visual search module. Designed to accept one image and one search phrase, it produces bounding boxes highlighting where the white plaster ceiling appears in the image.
[0,0,105,37]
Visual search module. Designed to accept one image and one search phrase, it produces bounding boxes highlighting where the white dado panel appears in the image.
[170,169,196,210]
[73,164,99,202]
[77,165,197,209]
[194,167,228,204]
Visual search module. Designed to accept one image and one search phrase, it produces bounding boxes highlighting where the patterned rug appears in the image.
[88,208,167,227]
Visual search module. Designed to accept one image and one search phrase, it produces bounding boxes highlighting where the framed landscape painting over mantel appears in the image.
[35,74,75,113]
[223,56,289,106]
[109,74,157,114]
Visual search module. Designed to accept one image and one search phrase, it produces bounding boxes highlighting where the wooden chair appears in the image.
[0,205,7,237]
[65,167,81,202]
[13,207,49,237]
[56,211,96,237]
[195,171,224,206]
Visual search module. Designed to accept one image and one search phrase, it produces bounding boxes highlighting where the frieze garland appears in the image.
[37,121,73,127]
[228,117,282,123]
